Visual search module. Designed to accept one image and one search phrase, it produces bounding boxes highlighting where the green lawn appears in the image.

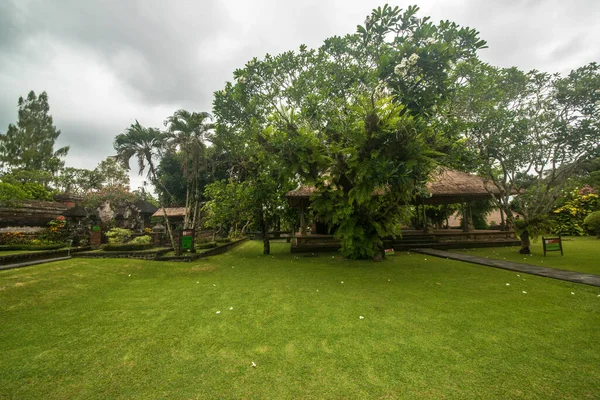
[454,236,600,275]
[1,241,599,399]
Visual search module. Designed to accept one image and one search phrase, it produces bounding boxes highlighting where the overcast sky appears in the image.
[1,0,599,189]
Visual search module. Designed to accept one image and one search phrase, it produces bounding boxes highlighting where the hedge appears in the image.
[196,242,218,250]
[0,244,65,251]
[101,243,154,252]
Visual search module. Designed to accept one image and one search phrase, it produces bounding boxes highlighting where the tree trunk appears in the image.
[150,163,177,250]
[184,183,191,229]
[261,211,270,255]
[191,178,200,230]
[519,230,531,254]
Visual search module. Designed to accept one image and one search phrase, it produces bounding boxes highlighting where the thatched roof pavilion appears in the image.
[285,167,509,233]
[420,167,504,205]
[152,208,187,218]
[285,167,503,206]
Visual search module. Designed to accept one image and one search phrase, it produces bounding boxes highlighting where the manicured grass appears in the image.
[1,241,599,399]
[83,247,171,254]
[454,236,600,275]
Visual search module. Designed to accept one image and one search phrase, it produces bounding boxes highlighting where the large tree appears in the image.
[114,121,176,249]
[213,4,485,259]
[452,61,600,252]
[0,91,69,175]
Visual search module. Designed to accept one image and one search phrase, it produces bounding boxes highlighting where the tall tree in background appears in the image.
[0,91,69,175]
[452,61,600,252]
[95,156,130,188]
[164,110,213,229]
[114,121,176,249]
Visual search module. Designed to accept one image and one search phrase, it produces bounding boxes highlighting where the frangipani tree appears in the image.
[451,61,600,252]
[213,4,486,259]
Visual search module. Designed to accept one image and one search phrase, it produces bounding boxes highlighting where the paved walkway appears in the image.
[0,257,71,271]
[412,248,600,287]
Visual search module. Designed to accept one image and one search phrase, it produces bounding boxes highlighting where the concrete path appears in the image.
[0,257,71,271]
[412,248,600,287]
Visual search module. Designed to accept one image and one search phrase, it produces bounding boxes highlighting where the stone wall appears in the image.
[0,201,68,228]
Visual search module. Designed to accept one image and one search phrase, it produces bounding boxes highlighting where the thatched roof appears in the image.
[285,167,504,205]
[152,207,187,218]
[425,167,501,196]
[286,185,320,197]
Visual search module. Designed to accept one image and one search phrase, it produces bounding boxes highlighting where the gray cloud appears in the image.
[1,0,599,190]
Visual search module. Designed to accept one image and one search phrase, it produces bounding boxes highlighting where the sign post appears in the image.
[542,236,563,256]
[180,228,196,254]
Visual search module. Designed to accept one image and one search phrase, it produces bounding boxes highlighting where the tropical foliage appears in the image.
[212,4,486,258]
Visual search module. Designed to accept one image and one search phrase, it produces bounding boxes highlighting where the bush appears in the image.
[552,189,600,236]
[105,228,133,244]
[583,211,600,238]
[101,243,154,251]
[129,235,152,245]
[196,242,218,250]
[0,182,29,206]
[215,238,232,244]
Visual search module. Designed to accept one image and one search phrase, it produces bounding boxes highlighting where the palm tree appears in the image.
[164,110,214,229]
[114,121,177,249]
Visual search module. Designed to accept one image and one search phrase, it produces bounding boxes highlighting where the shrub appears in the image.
[101,243,154,251]
[583,211,600,238]
[0,244,65,251]
[552,189,600,236]
[129,235,152,245]
[105,228,133,244]
[0,182,29,206]
[196,242,218,250]
[215,238,232,244]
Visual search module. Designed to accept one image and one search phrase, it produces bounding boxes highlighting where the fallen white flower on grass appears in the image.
[251,361,257,368]
[341,281,344,284]
[216,311,221,314]
[506,283,510,286]
[388,279,391,282]
[522,291,527,294]
[424,258,427,261]
[359,316,364,319]
[571,292,575,295]
[213,284,216,287]
[128,274,131,277]
[229,307,233,310]
[517,274,520,277]
[196,281,199,284]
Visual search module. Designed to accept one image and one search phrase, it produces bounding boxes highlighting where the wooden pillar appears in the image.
[422,198,427,231]
[300,204,307,236]
[462,201,474,232]
[415,203,420,229]
[461,201,468,232]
